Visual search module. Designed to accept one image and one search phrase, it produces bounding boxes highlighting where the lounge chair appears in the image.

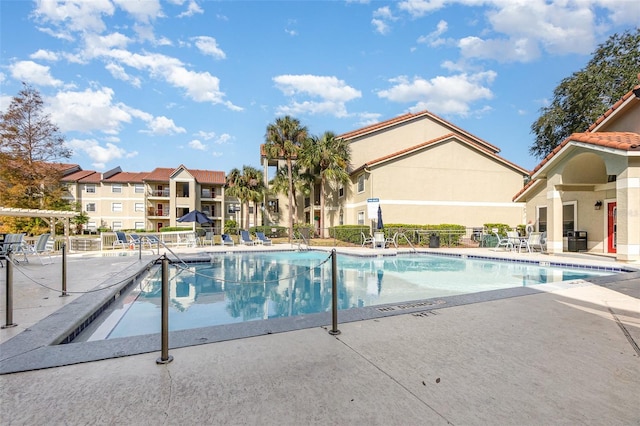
[202,231,215,246]
[1,233,29,263]
[145,235,161,247]
[129,233,152,249]
[113,231,129,249]
[221,233,235,246]
[240,230,255,246]
[361,232,374,248]
[256,232,272,246]
[25,233,54,264]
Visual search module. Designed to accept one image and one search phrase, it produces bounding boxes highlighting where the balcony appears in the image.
[201,189,216,199]
[148,189,170,198]
[147,208,169,217]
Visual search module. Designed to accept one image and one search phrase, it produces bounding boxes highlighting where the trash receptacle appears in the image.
[567,231,587,252]
[429,233,440,248]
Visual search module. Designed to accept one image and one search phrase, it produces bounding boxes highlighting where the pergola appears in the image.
[0,206,76,238]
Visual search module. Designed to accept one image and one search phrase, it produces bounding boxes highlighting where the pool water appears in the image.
[78,251,614,341]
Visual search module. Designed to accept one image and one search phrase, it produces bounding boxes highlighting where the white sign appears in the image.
[367,198,380,219]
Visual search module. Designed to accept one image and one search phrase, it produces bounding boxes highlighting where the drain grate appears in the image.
[376,299,445,313]
[412,310,438,318]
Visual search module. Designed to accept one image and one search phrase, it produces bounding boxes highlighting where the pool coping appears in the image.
[1,249,638,374]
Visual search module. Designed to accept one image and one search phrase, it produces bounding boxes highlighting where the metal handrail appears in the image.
[293,231,309,251]
[397,232,416,252]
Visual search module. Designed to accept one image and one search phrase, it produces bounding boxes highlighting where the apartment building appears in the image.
[60,164,226,233]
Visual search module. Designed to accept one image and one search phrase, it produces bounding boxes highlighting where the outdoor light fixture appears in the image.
[594,200,603,210]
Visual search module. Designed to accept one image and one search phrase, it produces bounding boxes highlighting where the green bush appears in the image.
[159,226,192,232]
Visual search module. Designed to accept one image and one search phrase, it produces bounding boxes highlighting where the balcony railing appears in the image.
[149,189,170,197]
[147,208,169,217]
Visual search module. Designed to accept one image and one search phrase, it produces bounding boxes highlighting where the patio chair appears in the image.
[221,233,235,246]
[113,231,129,249]
[256,232,272,246]
[361,232,374,248]
[25,233,54,265]
[492,229,512,251]
[144,235,161,248]
[385,232,398,249]
[240,230,255,246]
[521,232,543,253]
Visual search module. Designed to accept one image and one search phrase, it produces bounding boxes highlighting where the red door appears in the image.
[607,202,617,253]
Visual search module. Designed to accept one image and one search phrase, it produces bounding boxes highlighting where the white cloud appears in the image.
[285,29,298,36]
[211,151,223,158]
[30,49,59,61]
[274,75,361,102]
[273,75,361,117]
[216,133,231,144]
[459,36,540,62]
[398,0,446,18]
[105,62,141,87]
[417,20,448,47]
[178,0,204,18]
[195,130,216,140]
[9,61,63,87]
[67,138,137,170]
[189,139,207,150]
[112,0,163,23]
[143,116,186,135]
[376,72,497,116]
[371,6,397,34]
[47,87,132,133]
[371,19,390,35]
[192,36,226,59]
[103,49,241,109]
[33,0,115,35]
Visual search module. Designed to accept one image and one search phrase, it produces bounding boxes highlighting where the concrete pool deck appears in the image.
[1,244,639,424]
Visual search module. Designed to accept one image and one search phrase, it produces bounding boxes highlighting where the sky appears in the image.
[1,0,639,176]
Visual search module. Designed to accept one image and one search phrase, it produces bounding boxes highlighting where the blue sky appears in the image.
[1,1,638,175]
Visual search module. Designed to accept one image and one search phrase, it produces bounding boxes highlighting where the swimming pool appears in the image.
[74,251,617,342]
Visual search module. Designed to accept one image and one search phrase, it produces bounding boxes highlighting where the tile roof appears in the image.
[337,109,501,154]
[103,172,148,183]
[352,133,529,175]
[144,167,174,181]
[531,131,640,175]
[586,85,640,132]
[60,170,98,182]
[189,169,226,185]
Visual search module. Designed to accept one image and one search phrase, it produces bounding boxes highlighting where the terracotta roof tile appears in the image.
[60,170,98,182]
[143,168,174,181]
[586,85,640,132]
[189,169,226,185]
[104,172,147,183]
[531,131,640,175]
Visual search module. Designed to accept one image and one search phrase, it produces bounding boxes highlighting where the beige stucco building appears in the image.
[262,110,530,235]
[60,165,226,233]
[514,85,640,262]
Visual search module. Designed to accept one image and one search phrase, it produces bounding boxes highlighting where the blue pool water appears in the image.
[80,251,615,341]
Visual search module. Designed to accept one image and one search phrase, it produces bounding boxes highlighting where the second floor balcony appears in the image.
[147,207,169,217]
[148,189,170,198]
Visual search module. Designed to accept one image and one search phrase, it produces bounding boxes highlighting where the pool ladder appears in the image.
[396,232,416,252]
[293,231,310,251]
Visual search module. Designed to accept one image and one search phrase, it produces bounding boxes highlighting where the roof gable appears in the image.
[338,110,501,154]
[352,133,528,175]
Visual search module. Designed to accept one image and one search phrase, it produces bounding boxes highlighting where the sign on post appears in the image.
[367,198,380,220]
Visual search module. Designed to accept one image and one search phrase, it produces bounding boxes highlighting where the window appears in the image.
[134,222,144,230]
[562,202,576,237]
[339,186,344,198]
[249,206,254,214]
[86,203,96,212]
[87,221,96,230]
[134,184,144,193]
[112,203,122,212]
[85,184,96,193]
[112,184,122,193]
[357,211,365,225]
[112,221,122,231]
[134,203,144,212]
[357,175,365,193]
[537,206,547,233]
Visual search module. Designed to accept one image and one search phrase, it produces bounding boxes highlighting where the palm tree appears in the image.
[264,116,308,241]
[225,166,263,230]
[299,131,351,237]
[269,162,315,228]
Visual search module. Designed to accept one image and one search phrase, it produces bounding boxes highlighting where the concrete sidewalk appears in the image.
[1,246,639,424]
